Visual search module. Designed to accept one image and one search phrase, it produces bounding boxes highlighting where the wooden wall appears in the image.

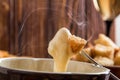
[0,0,115,58]
[0,0,9,50]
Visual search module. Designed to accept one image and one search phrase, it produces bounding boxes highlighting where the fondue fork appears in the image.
[81,50,120,80]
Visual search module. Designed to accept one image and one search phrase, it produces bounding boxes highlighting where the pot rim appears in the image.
[0,57,110,75]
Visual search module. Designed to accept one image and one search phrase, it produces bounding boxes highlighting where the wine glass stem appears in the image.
[105,20,113,37]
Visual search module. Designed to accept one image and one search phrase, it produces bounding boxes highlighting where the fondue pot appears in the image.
[0,58,110,80]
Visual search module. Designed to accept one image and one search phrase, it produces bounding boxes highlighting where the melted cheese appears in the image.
[48,27,87,72]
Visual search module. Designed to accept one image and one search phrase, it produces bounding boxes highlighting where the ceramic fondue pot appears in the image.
[0,58,110,80]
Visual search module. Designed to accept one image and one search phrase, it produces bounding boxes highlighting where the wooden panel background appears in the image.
[0,0,9,50]
[0,0,115,58]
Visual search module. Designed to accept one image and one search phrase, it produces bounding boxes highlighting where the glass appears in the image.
[93,0,120,37]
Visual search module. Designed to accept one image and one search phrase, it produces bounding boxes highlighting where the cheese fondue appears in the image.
[48,27,87,72]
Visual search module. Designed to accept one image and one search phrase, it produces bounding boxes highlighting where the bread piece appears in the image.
[92,44,114,59]
[48,27,87,72]
[0,50,10,58]
[94,34,119,50]
[72,48,92,62]
[94,56,114,66]
[68,35,87,54]
[114,50,120,65]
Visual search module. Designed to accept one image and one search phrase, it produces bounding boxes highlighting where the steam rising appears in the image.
[17,3,92,56]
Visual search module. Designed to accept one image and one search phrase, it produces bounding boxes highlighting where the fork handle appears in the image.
[110,72,120,80]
